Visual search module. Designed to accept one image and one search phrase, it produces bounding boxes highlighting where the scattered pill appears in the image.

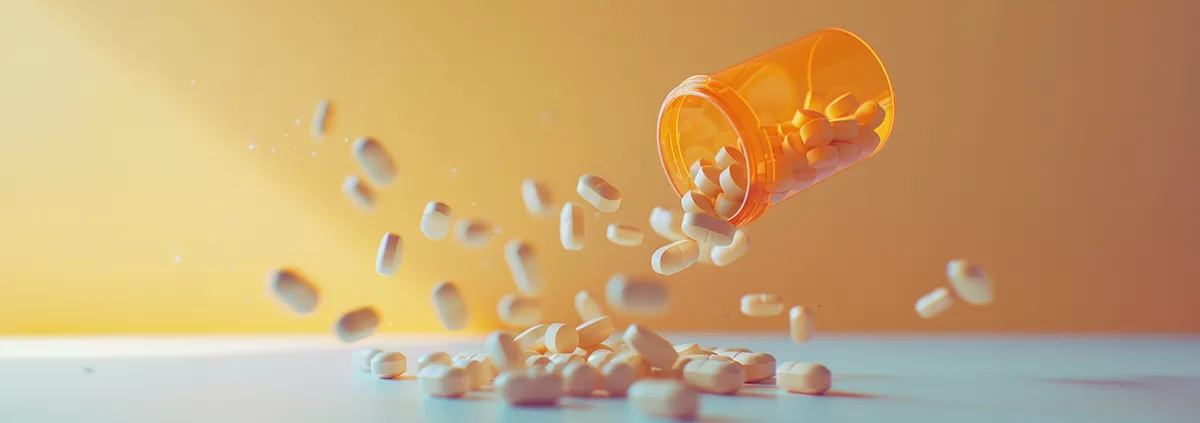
[602,362,637,396]
[351,137,397,186]
[731,352,776,382]
[354,347,384,372]
[310,99,331,140]
[498,294,542,327]
[714,146,746,168]
[683,359,745,394]
[431,281,469,331]
[692,165,724,197]
[485,331,525,372]
[526,355,551,368]
[832,141,861,167]
[504,239,545,295]
[825,92,859,119]
[515,324,549,351]
[681,212,736,247]
[651,239,700,276]
[789,306,814,344]
[713,193,741,220]
[576,316,615,349]
[420,202,452,240]
[560,202,586,250]
[629,380,699,420]
[916,287,954,318]
[605,274,669,316]
[521,179,554,217]
[545,323,580,354]
[740,293,784,317]
[453,357,488,390]
[681,190,716,215]
[855,100,885,130]
[370,352,407,379]
[374,232,403,276]
[341,175,375,211]
[417,352,452,371]
[574,291,605,321]
[799,118,834,148]
[577,174,622,212]
[719,164,748,199]
[649,207,687,241]
[709,230,749,267]
[453,218,492,249]
[562,362,600,397]
[267,268,320,314]
[623,324,679,369]
[606,224,645,247]
[946,259,994,305]
[333,306,380,343]
[419,364,470,398]
[777,361,832,395]
[806,145,840,168]
[791,109,824,129]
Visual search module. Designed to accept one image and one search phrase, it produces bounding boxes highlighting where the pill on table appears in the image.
[799,118,834,148]
[606,224,644,247]
[419,364,470,398]
[740,293,784,317]
[681,212,736,247]
[853,128,882,157]
[731,352,776,382]
[374,232,403,276]
[576,316,616,349]
[602,361,637,397]
[521,179,554,217]
[526,355,551,368]
[916,287,954,318]
[370,352,407,379]
[692,165,724,198]
[574,290,605,321]
[806,145,839,168]
[431,281,469,331]
[504,239,544,295]
[485,331,525,372]
[495,370,564,406]
[559,202,586,251]
[452,358,488,390]
[649,207,687,241]
[803,91,825,111]
[310,99,331,140]
[562,362,600,397]
[683,359,745,394]
[515,324,549,351]
[777,362,832,395]
[681,190,716,215]
[855,100,886,130]
[791,109,824,129]
[577,174,622,212]
[267,268,319,314]
[588,350,616,368]
[710,230,749,267]
[341,175,375,211]
[354,347,384,372]
[417,352,452,371]
[719,164,748,199]
[605,273,669,316]
[418,201,452,240]
[829,116,860,141]
[623,324,678,369]
[789,306,814,344]
[946,259,994,305]
[824,93,859,119]
[713,193,741,220]
[612,351,653,378]
[651,239,700,276]
[674,344,703,355]
[689,158,715,179]
[832,141,861,167]
[545,323,580,353]
[351,137,397,186]
[498,294,542,327]
[630,380,699,419]
[714,146,746,168]
[333,306,379,344]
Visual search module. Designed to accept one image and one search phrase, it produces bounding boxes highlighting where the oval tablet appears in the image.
[791,109,824,129]
[602,361,637,397]
[333,306,380,343]
[623,324,678,369]
[806,145,840,168]
[800,118,834,148]
[485,331,525,372]
[683,359,745,394]
[829,116,860,141]
[855,100,885,130]
[689,158,715,179]
[354,347,384,372]
[417,352,452,371]
[718,164,748,199]
[420,202,452,240]
[680,212,736,247]
[651,239,700,276]
[714,194,741,220]
[605,274,669,316]
[606,224,644,247]
[545,323,580,354]
[576,316,615,349]
[629,380,699,419]
[504,239,544,295]
[370,352,407,379]
[375,232,402,276]
[515,324,549,351]
[351,137,397,186]
[559,202,586,251]
[341,175,375,211]
[431,281,469,331]
[824,92,860,119]
[692,165,724,197]
[418,364,469,398]
[577,174,622,212]
[498,295,542,327]
[267,268,319,314]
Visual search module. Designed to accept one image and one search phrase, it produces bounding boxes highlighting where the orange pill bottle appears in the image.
[656,28,896,227]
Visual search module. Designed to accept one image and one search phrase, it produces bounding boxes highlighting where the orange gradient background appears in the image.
[2,0,1198,335]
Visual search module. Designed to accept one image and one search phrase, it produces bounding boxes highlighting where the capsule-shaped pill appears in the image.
[420,202,452,240]
[574,290,605,321]
[681,212,736,247]
[714,146,746,168]
[623,324,679,369]
[370,352,407,379]
[649,206,687,241]
[521,179,554,217]
[806,145,840,168]
[333,306,380,343]
[504,239,544,295]
[946,259,994,305]
[353,347,384,372]
[417,352,452,371]
[605,273,669,316]
[495,370,564,406]
[375,232,402,276]
[629,380,699,420]
[710,230,749,267]
[419,364,470,398]
[602,361,637,396]
[341,175,375,211]
[545,323,580,354]
[789,306,813,344]
[576,316,615,349]
[791,109,824,129]
[692,165,724,198]
[267,268,320,314]
[576,174,622,212]
[740,293,784,317]
[730,352,776,382]
[310,99,331,140]
[683,359,745,394]
[606,223,644,247]
[351,137,397,186]
[651,239,700,276]
[681,190,716,215]
[825,92,860,119]
[855,100,886,130]
[515,324,549,351]
[498,294,542,327]
[777,361,832,395]
[485,331,525,372]
[560,202,586,251]
[916,287,954,318]
[453,218,491,249]
[431,281,469,331]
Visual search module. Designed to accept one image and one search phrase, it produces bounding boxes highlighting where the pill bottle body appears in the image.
[657,28,896,227]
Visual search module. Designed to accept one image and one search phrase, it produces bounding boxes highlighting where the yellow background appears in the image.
[2,0,1198,335]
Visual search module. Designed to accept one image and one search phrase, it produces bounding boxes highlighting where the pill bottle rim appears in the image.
[655,27,895,228]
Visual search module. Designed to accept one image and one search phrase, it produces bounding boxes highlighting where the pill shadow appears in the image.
[746,378,777,385]
[1040,376,1200,391]
[823,390,882,399]
[836,374,893,381]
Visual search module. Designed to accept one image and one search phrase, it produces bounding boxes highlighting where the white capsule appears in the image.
[777,361,832,395]
[504,239,545,295]
[651,239,700,276]
[375,232,402,276]
[560,202,586,251]
[351,137,397,186]
[310,99,331,140]
[420,202,452,240]
[574,290,605,321]
[740,293,784,317]
[431,281,469,331]
[521,179,554,217]
[681,212,736,247]
[341,175,374,211]
[946,259,994,305]
[605,274,669,316]
[267,268,319,314]
[710,230,749,267]
[916,287,954,318]
[681,190,716,215]
[577,174,622,212]
[453,218,492,249]
[333,306,380,344]
[498,294,542,327]
[649,207,687,241]
[623,324,678,369]
[606,223,644,247]
[789,306,814,344]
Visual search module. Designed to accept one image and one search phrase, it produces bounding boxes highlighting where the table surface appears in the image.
[1,334,1197,423]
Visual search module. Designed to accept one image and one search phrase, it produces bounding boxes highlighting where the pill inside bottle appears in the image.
[656,28,896,227]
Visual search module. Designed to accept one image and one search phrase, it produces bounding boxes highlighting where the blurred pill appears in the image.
[947,259,994,305]
[351,137,397,186]
[267,268,319,314]
[521,179,554,217]
[681,212,736,247]
[454,218,492,249]
[498,294,543,327]
[334,306,380,343]
[420,202,452,240]
[710,230,749,267]
[341,175,374,211]
[560,202,586,251]
[375,232,402,276]
[577,174,622,212]
[605,274,669,316]
[504,239,545,295]
[432,281,469,331]
[916,287,954,318]
[574,291,605,321]
[606,224,644,247]
[649,206,688,241]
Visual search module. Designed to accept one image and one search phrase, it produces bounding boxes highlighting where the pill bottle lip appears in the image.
[656,28,895,228]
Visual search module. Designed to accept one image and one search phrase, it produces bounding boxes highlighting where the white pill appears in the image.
[682,359,745,395]
[623,324,679,369]
[576,316,615,349]
[605,223,644,247]
[715,146,747,168]
[515,324,549,351]
[577,174,622,212]
[333,306,380,343]
[649,206,687,241]
[310,99,330,140]
[370,352,407,379]
[777,361,832,395]
[341,175,374,211]
[267,268,319,314]
[692,165,724,197]
[521,179,554,217]
[916,287,954,318]
[419,364,469,398]
[562,362,600,397]
[559,202,586,250]
[713,193,741,220]
[351,137,397,186]
[495,370,563,406]
[374,232,402,276]
[629,380,699,419]
[605,273,669,316]
[602,361,637,396]
[485,331,526,372]
[710,230,748,266]
[681,212,736,247]
[681,190,716,215]
[453,218,492,249]
[719,164,748,199]
[789,306,813,344]
[545,323,580,354]
[353,347,384,372]
[651,239,700,276]
[504,239,544,295]
[574,290,605,321]
[420,202,452,240]
[417,352,452,371]
[740,293,784,317]
[689,158,715,179]
[498,294,542,327]
[730,352,777,383]
[431,281,469,331]
[946,259,994,305]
